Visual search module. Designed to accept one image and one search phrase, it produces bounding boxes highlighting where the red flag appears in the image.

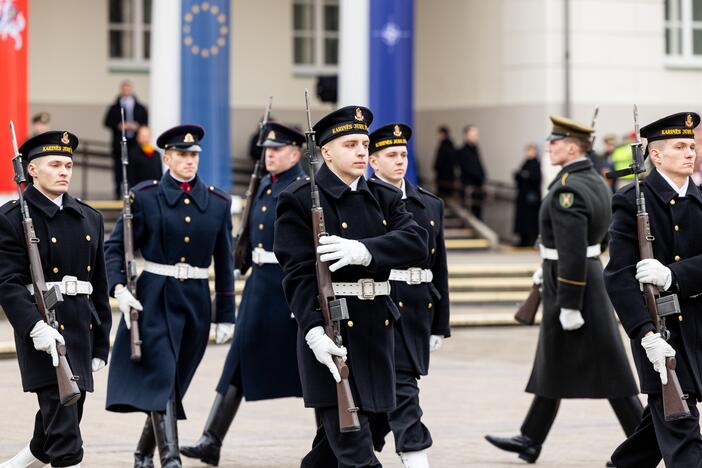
[0,0,28,192]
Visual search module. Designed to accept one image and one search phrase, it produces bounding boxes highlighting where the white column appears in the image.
[149,0,181,140]
[338,0,369,106]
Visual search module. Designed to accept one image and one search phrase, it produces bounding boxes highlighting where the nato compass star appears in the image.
[373,20,410,51]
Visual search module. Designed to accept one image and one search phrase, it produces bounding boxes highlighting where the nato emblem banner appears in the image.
[180,0,231,191]
[0,0,28,192]
[369,0,416,184]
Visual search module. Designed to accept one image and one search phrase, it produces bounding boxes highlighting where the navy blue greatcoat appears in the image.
[374,178,451,377]
[216,165,304,400]
[273,164,428,413]
[104,172,234,418]
[0,186,112,393]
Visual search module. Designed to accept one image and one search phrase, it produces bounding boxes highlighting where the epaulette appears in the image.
[367,176,401,193]
[0,199,20,215]
[285,176,312,193]
[74,197,102,216]
[207,184,231,202]
[417,185,441,201]
[133,179,160,192]
[560,172,570,186]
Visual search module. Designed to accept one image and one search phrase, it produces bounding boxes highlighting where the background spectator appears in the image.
[433,125,456,199]
[30,112,50,136]
[513,143,542,247]
[456,124,486,218]
[103,80,148,198]
[127,126,162,188]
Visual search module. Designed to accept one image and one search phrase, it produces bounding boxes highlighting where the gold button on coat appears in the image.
[257,243,263,248]
[180,257,186,262]
[185,216,191,223]
[85,235,91,241]
[86,266,91,272]
[259,223,264,230]
[347,320,354,328]
[398,301,404,308]
[184,236,191,243]
[431,248,436,254]
[675,255,681,261]
[52,267,59,274]
[382,219,387,226]
[679,315,684,322]
[675,225,680,231]
[60,324,65,331]
[341,222,348,229]
[261,206,267,212]
[670,199,676,205]
[430,220,435,227]
[384,319,390,326]
[184,198,191,205]
[51,237,57,243]
[266,188,272,195]
[428,302,433,309]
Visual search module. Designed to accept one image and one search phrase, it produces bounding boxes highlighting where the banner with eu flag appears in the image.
[180,0,231,191]
[369,0,416,184]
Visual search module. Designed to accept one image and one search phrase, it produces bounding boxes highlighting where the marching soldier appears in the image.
[367,123,450,468]
[104,125,235,468]
[273,106,428,467]
[180,122,306,466]
[605,112,702,467]
[0,131,112,468]
[485,116,642,464]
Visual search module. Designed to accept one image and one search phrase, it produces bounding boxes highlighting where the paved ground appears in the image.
[0,325,659,468]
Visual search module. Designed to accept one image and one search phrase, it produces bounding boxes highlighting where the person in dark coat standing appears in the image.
[273,106,428,467]
[513,143,542,247]
[180,122,306,466]
[127,126,162,188]
[103,80,149,199]
[0,131,112,468]
[104,125,235,468]
[433,125,455,199]
[455,125,486,218]
[605,112,702,468]
[367,123,451,468]
[485,115,642,464]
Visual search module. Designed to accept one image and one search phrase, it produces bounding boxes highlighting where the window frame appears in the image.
[109,0,151,72]
[664,0,702,68]
[293,0,339,76]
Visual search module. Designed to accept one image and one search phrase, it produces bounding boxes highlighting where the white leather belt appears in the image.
[143,260,209,280]
[26,275,93,296]
[332,279,391,300]
[252,247,278,265]
[389,268,433,285]
[539,244,601,261]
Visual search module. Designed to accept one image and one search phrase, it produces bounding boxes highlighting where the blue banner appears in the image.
[180,0,231,191]
[369,0,416,184]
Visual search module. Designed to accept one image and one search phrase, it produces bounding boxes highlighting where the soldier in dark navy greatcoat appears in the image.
[104,125,235,468]
[274,106,429,467]
[366,123,450,468]
[485,115,642,465]
[0,131,112,468]
[181,122,306,466]
[606,112,702,468]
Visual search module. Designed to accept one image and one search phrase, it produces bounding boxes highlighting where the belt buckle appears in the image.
[174,262,190,280]
[63,276,78,296]
[359,279,376,300]
[407,268,422,285]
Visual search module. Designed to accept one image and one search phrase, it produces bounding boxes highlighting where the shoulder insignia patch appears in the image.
[561,172,570,185]
[559,192,574,208]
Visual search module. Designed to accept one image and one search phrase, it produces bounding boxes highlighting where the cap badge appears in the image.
[61,132,70,145]
[268,130,276,140]
[393,125,402,137]
[355,108,364,122]
[686,114,694,128]
[184,133,195,143]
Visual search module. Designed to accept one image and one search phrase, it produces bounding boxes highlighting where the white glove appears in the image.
[215,323,235,344]
[429,335,443,352]
[91,358,106,372]
[234,269,242,280]
[636,259,673,291]
[305,326,347,383]
[317,235,372,272]
[532,267,543,286]
[29,321,65,367]
[114,285,143,330]
[641,332,676,385]
[559,308,585,331]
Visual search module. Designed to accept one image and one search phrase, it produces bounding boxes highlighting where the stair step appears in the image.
[445,239,491,250]
[447,277,532,291]
[444,228,474,239]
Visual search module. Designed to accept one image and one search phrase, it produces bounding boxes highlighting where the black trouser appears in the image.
[521,395,643,444]
[611,393,702,468]
[301,407,382,468]
[29,386,86,467]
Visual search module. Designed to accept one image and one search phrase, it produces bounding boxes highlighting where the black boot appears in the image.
[180,385,243,466]
[484,434,542,463]
[152,401,182,468]
[134,415,156,468]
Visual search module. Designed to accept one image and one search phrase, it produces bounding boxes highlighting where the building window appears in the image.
[109,0,151,71]
[665,0,702,67]
[293,0,339,74]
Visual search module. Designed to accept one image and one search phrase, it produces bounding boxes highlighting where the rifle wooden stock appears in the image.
[234,160,262,273]
[637,210,690,421]
[514,283,541,326]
